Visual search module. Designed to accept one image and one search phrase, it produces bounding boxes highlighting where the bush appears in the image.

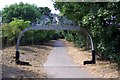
[54,2,120,62]
[74,35,85,48]
[2,18,56,47]
[2,18,30,46]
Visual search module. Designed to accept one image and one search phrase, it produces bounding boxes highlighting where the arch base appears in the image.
[84,50,96,65]
[15,51,30,66]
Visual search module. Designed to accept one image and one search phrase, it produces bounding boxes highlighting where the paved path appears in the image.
[44,40,96,78]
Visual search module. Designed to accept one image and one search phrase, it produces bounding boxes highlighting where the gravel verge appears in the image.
[61,39,118,78]
[2,42,53,78]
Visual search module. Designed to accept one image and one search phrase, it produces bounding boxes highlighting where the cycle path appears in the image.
[43,40,97,78]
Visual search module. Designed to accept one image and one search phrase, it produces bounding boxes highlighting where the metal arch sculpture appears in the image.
[15,14,96,65]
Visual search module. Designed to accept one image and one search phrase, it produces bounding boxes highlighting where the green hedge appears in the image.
[54,2,120,62]
[2,18,56,47]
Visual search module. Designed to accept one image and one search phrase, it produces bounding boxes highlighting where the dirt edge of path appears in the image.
[61,39,118,78]
[2,41,55,78]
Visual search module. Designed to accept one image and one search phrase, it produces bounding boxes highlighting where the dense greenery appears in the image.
[54,2,120,62]
[1,2,120,62]
[2,2,41,23]
[2,18,55,46]
[1,3,55,47]
[0,11,2,16]
[2,18,30,46]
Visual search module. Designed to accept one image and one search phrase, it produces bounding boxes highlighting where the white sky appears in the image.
[0,0,60,14]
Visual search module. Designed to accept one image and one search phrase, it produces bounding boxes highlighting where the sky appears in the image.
[0,0,60,14]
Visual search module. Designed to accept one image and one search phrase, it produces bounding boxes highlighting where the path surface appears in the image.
[44,40,97,78]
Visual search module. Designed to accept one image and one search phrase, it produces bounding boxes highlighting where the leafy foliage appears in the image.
[54,2,120,62]
[2,18,30,46]
[2,18,56,46]
[0,11,2,16]
[2,3,55,47]
[2,2,40,23]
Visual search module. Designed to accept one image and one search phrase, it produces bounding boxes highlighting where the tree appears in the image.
[0,11,2,16]
[54,2,120,62]
[2,2,41,23]
[38,7,51,15]
[2,2,55,46]
[2,18,30,45]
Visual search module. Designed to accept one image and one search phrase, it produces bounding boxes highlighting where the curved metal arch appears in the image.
[15,25,95,65]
